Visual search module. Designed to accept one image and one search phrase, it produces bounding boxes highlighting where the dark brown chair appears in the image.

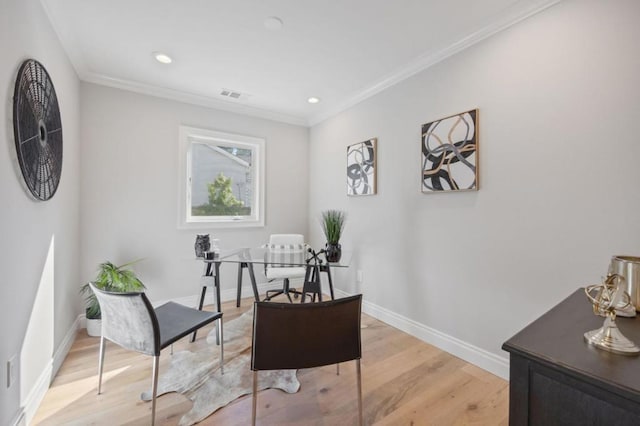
[250,294,363,425]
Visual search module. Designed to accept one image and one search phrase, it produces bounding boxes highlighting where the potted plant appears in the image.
[81,260,145,337]
[321,210,346,262]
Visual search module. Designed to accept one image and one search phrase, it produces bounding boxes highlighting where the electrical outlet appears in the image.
[356,270,363,283]
[7,355,16,388]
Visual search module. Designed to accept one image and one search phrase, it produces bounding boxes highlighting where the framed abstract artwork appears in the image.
[347,138,377,196]
[421,109,478,193]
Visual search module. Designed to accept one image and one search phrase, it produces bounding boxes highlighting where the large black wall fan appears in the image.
[13,59,63,201]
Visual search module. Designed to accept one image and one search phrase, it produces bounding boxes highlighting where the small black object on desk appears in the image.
[502,288,640,425]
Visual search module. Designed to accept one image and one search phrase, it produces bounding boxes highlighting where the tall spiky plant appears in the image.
[321,210,346,244]
[80,260,145,319]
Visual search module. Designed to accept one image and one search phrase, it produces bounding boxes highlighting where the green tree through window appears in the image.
[192,172,250,216]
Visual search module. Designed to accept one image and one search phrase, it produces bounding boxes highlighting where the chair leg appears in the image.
[219,317,224,375]
[356,359,363,426]
[151,356,160,426]
[336,363,340,376]
[252,370,258,426]
[97,336,106,394]
[284,279,293,303]
[265,281,285,301]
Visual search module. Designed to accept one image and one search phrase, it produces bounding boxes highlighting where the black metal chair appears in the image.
[90,283,224,425]
[250,294,363,425]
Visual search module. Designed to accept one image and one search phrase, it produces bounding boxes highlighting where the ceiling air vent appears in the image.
[220,89,247,100]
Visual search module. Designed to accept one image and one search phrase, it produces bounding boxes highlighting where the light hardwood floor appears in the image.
[33,295,509,425]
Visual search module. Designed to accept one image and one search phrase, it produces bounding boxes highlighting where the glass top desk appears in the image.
[197,247,351,314]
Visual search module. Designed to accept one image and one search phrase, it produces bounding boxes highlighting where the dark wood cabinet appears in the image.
[502,289,640,425]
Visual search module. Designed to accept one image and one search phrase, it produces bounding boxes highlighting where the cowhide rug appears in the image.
[141,310,300,425]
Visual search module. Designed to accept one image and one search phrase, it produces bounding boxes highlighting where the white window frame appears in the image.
[178,125,265,228]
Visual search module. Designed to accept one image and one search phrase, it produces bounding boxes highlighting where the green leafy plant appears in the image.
[192,172,250,217]
[321,210,346,244]
[80,260,145,320]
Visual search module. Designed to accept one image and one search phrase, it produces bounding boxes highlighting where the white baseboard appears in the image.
[334,289,510,380]
[10,410,26,426]
[21,360,52,426]
[53,315,81,376]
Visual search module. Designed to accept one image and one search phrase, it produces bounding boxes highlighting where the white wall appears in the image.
[0,0,81,424]
[309,0,640,376]
[80,84,309,303]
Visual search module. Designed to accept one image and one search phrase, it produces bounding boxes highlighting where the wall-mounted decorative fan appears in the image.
[13,59,63,201]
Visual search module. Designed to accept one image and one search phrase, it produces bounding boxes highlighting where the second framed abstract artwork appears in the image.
[421,109,478,193]
[347,138,377,196]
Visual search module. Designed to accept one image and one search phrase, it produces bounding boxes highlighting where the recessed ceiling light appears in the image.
[307,97,320,104]
[153,52,173,64]
[264,16,284,31]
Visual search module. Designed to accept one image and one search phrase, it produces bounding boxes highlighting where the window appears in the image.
[179,126,265,228]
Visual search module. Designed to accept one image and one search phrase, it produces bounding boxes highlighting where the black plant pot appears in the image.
[325,243,342,262]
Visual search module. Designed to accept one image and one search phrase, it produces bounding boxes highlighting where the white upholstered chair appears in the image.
[264,234,307,303]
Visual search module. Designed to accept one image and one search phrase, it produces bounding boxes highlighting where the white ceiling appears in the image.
[42,0,560,126]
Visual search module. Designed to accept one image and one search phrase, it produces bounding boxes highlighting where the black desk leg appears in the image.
[236,263,244,307]
[192,260,221,344]
[322,265,335,300]
[197,286,207,311]
[190,285,208,342]
[315,267,323,302]
[236,262,260,306]
[247,263,259,301]
[302,265,323,303]
[214,262,221,345]
[214,262,222,312]
[301,265,312,303]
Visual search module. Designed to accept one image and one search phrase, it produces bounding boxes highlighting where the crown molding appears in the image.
[308,0,562,126]
[81,72,309,126]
